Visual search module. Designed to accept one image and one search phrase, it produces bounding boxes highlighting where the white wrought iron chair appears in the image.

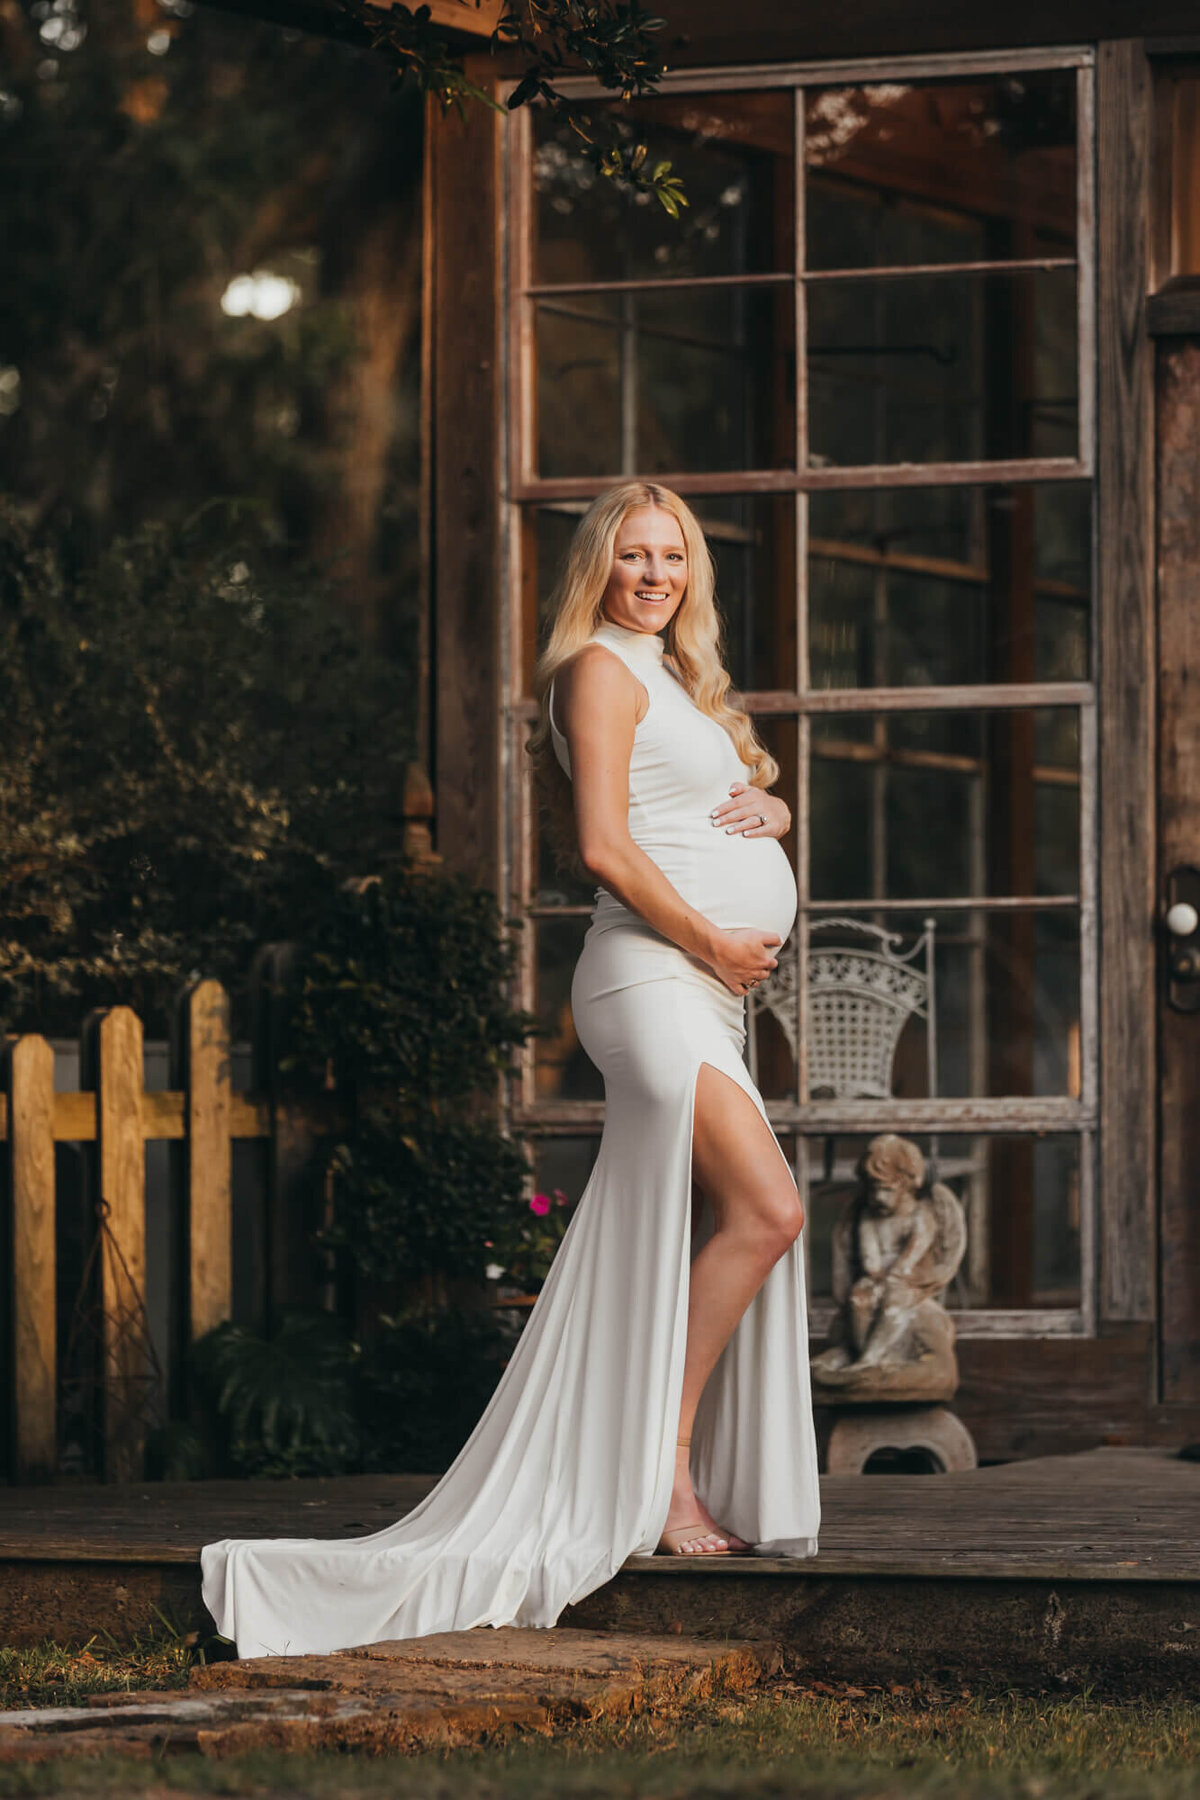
[745,915,939,1177]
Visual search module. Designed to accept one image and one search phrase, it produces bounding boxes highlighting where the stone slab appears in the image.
[0,1628,779,1763]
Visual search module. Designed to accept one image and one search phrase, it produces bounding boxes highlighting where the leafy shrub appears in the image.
[354,1307,513,1475]
[0,501,414,1036]
[282,868,538,1287]
[187,1311,362,1480]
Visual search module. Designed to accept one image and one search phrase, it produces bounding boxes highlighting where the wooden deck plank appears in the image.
[0,1450,1195,1582]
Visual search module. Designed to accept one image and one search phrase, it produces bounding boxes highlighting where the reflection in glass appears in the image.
[704,496,796,693]
[803,1132,1082,1308]
[534,918,604,1101]
[807,270,1078,467]
[810,485,1090,689]
[536,288,794,479]
[810,707,1080,902]
[804,72,1077,270]
[535,91,794,284]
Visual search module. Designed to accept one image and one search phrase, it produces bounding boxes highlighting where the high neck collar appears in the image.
[593,616,666,664]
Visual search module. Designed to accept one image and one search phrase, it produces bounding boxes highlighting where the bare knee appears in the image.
[759,1190,805,1263]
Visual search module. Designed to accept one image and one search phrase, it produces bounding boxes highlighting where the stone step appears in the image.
[0,1627,780,1763]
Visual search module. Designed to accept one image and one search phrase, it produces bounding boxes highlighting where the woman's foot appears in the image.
[658,1443,750,1555]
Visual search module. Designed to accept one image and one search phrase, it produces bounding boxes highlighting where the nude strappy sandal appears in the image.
[655,1438,735,1556]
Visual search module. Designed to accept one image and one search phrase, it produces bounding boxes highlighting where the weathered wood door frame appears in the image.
[1154,329,1200,1405]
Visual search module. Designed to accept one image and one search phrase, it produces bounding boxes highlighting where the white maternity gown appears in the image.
[200,616,821,1658]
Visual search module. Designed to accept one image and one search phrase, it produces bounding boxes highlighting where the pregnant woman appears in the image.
[201,479,819,1659]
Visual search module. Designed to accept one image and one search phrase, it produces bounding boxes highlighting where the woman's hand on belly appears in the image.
[704,926,783,998]
[710,782,791,838]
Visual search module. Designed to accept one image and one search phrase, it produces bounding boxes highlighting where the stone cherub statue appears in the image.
[811,1133,967,1403]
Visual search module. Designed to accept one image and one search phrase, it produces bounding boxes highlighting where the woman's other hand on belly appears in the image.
[704,926,782,998]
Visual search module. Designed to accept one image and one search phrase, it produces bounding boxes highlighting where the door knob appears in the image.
[1167,902,1199,939]
[1165,868,1200,1013]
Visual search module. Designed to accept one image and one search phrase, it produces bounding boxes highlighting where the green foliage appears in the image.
[489,1186,576,1290]
[355,1305,513,1473]
[324,1110,533,1283]
[0,501,414,1036]
[341,0,688,213]
[283,870,534,1102]
[283,868,538,1286]
[188,1311,362,1479]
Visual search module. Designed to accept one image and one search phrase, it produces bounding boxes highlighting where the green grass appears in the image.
[0,1669,1197,1798]
[0,1618,199,1711]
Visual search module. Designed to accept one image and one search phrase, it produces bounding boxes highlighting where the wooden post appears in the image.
[6,1036,57,1484]
[184,981,233,1342]
[93,1006,148,1482]
[429,77,502,890]
[1096,39,1157,1325]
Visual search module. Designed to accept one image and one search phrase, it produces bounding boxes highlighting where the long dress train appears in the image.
[200,617,821,1659]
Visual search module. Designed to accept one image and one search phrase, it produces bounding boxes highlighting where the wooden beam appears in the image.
[1155,337,1200,1405]
[396,0,501,31]
[6,1037,57,1485]
[0,1090,269,1143]
[199,0,1200,63]
[429,81,503,888]
[1095,40,1157,1326]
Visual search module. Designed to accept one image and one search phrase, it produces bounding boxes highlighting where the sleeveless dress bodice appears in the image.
[549,619,798,947]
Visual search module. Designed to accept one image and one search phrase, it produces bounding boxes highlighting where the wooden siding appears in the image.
[1096,39,1158,1325]
[1156,336,1200,1406]
[428,80,504,889]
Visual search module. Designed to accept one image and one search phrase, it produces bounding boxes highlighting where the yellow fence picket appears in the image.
[95,1006,148,1482]
[8,1036,56,1484]
[2,984,290,1481]
[187,980,233,1341]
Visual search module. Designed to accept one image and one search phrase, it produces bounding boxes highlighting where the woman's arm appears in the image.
[556,647,780,994]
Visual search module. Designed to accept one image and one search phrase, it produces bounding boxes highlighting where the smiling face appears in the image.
[600,504,687,636]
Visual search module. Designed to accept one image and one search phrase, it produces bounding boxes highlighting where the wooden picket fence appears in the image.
[2,979,274,1486]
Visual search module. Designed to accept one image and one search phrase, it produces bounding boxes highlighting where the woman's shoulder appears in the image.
[552,639,650,730]
[556,639,645,688]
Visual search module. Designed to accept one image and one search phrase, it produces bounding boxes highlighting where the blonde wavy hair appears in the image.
[526,481,781,882]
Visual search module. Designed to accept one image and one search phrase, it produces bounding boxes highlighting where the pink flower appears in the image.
[553,1188,568,1207]
[529,1193,551,1217]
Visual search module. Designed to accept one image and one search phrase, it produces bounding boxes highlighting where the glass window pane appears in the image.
[791,907,1081,1100]
[810,707,1080,901]
[804,1131,1082,1308]
[705,496,797,693]
[537,297,623,478]
[804,71,1077,269]
[534,917,604,1101]
[536,287,795,478]
[807,269,1078,468]
[809,484,1091,689]
[739,713,799,1102]
[535,91,794,284]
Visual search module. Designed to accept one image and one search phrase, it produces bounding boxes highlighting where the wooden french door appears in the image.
[1157,335,1200,1404]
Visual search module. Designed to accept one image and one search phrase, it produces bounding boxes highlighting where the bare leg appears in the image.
[661,1062,805,1553]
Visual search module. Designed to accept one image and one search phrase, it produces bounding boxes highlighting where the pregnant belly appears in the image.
[675,831,797,945]
[590,828,798,947]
